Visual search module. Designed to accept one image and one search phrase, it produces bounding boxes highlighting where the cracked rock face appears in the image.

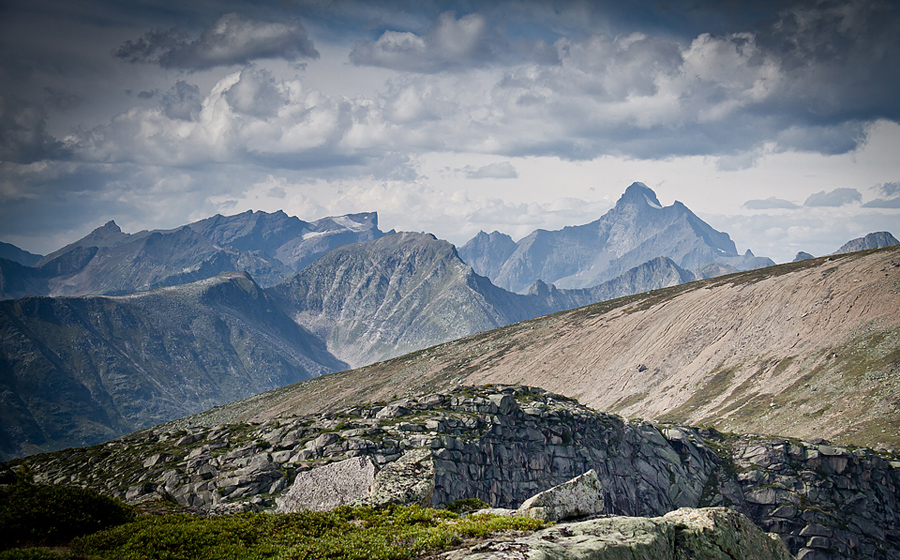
[439,507,794,560]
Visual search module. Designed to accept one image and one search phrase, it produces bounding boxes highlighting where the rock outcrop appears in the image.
[363,448,435,508]
[440,507,794,560]
[516,469,604,522]
[10,385,899,559]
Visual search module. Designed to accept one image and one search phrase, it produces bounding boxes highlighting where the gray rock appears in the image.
[142,453,170,468]
[276,456,377,513]
[439,507,794,560]
[363,448,435,508]
[517,469,604,522]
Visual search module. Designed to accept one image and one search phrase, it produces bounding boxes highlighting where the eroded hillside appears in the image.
[188,246,900,450]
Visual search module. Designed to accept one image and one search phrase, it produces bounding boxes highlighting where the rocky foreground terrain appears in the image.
[11,385,900,560]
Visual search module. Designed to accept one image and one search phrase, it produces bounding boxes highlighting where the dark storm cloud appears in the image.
[0,97,70,164]
[115,13,319,70]
[43,87,83,112]
[804,188,862,207]
[743,197,800,210]
[759,0,900,123]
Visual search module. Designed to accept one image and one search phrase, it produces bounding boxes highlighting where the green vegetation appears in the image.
[1,482,544,560]
[443,498,490,514]
[0,480,134,551]
[68,505,544,560]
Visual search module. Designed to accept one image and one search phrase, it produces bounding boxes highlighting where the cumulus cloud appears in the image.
[862,198,900,208]
[467,161,518,179]
[743,197,799,210]
[222,67,285,117]
[350,12,492,72]
[875,182,900,198]
[161,81,202,121]
[804,188,862,207]
[115,13,319,70]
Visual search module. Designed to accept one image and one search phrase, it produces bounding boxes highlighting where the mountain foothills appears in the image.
[458,182,774,293]
[0,273,345,460]
[0,211,385,299]
[194,245,900,453]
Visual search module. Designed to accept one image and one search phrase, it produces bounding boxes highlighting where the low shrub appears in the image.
[0,481,133,550]
[443,498,490,514]
[71,504,546,560]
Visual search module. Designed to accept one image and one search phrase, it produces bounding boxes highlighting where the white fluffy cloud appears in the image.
[350,12,490,72]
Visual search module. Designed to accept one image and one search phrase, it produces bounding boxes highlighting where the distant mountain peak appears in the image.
[100,220,121,232]
[835,231,899,254]
[618,182,663,209]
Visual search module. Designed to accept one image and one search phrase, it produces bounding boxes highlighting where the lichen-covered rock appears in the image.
[517,469,604,521]
[663,508,795,560]
[362,448,435,507]
[439,507,794,560]
[275,456,376,512]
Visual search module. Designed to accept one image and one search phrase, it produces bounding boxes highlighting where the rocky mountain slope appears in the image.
[458,182,773,292]
[0,231,706,460]
[0,242,42,266]
[836,231,899,254]
[197,245,900,451]
[187,209,385,273]
[0,272,345,460]
[10,385,899,559]
[269,232,697,367]
[0,211,385,299]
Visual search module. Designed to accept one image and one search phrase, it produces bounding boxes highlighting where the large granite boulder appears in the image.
[440,507,794,559]
[363,448,435,507]
[275,456,377,512]
[517,469,604,522]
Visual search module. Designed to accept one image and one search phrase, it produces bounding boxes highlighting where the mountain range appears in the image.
[0,211,386,299]
[1,183,897,460]
[458,182,774,292]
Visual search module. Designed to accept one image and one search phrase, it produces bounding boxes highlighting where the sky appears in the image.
[1,0,899,263]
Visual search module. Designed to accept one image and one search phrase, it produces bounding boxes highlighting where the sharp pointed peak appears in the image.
[98,220,121,232]
[618,182,662,209]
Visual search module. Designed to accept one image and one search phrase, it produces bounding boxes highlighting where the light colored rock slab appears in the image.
[517,469,604,522]
[275,456,376,513]
[362,448,435,507]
